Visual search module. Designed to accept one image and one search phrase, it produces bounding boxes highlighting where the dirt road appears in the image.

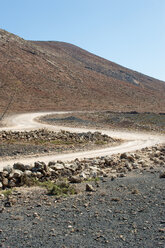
[0,112,164,168]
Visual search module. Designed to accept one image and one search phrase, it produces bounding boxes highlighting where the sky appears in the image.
[0,0,165,81]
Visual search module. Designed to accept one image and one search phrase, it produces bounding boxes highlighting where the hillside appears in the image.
[0,29,165,114]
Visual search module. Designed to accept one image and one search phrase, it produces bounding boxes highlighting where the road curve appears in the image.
[0,112,164,168]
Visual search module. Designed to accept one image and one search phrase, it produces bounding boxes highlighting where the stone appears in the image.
[2,171,9,177]
[36,172,42,178]
[119,173,126,178]
[4,201,12,207]
[23,170,32,177]
[33,212,39,218]
[8,179,16,188]
[50,163,64,170]
[34,161,45,171]
[86,183,95,192]
[90,171,98,178]
[120,153,127,159]
[125,163,132,171]
[3,165,13,174]
[69,176,82,183]
[135,154,140,159]
[24,164,33,170]
[127,155,135,162]
[154,151,161,157]
[49,168,59,177]
[142,163,149,168]
[48,161,56,167]
[43,164,49,172]
[132,163,138,169]
[159,171,165,178]
[9,169,23,178]
[68,163,78,171]
[111,175,117,181]
[138,160,145,165]
[2,177,8,187]
[13,163,26,171]
[79,172,87,179]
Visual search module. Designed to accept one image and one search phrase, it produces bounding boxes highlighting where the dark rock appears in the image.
[86,184,95,192]
[13,163,26,172]
[159,171,165,178]
[69,176,82,183]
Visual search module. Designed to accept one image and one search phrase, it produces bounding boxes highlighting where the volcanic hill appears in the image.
[0,29,165,113]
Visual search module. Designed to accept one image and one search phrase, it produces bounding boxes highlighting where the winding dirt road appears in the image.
[0,112,164,168]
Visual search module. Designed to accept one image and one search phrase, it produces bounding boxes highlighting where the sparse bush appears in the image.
[1,189,12,197]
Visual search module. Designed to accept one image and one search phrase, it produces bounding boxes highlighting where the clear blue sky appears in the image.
[0,0,165,81]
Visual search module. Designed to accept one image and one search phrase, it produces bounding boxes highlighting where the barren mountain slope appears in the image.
[0,29,165,113]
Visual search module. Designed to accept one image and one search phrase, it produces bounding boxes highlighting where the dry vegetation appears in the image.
[0,29,165,114]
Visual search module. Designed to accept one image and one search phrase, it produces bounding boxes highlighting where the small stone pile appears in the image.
[0,145,164,189]
[0,129,116,144]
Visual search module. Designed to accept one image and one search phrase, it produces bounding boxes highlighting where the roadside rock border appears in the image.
[0,145,164,189]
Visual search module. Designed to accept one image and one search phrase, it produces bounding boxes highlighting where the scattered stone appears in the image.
[132,189,140,195]
[111,197,120,202]
[120,153,127,159]
[69,176,82,183]
[4,201,12,207]
[159,171,165,178]
[86,184,95,192]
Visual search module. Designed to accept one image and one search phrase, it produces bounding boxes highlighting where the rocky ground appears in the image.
[0,119,164,247]
[40,111,165,133]
[0,129,119,158]
[0,144,164,247]
[0,168,165,247]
